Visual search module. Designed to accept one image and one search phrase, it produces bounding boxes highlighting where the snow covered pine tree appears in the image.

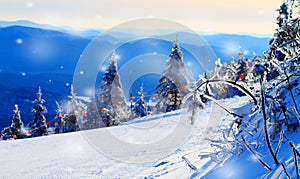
[156,77,182,112]
[28,87,48,137]
[261,0,300,134]
[1,104,27,140]
[155,34,193,113]
[82,93,101,129]
[133,84,148,118]
[99,51,128,126]
[64,85,83,132]
[235,49,248,82]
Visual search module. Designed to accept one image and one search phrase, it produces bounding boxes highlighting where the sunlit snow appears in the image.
[0,97,250,178]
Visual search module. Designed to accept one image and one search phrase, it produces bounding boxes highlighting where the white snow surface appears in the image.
[0,96,298,178]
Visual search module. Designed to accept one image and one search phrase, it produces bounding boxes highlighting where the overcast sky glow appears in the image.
[1,0,282,34]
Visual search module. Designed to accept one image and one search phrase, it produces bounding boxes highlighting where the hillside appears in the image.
[1,94,299,178]
[0,96,249,178]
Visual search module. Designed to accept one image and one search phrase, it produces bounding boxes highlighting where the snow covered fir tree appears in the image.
[63,85,84,132]
[132,84,148,118]
[28,87,48,137]
[98,51,128,127]
[82,93,101,130]
[260,0,300,133]
[1,104,27,140]
[155,35,194,113]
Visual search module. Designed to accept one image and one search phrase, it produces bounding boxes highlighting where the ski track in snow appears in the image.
[0,96,253,178]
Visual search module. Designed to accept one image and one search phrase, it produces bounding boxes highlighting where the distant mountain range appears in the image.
[0,20,103,38]
[0,20,271,129]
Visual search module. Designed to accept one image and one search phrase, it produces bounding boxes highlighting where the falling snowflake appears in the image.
[16,38,23,44]
[80,71,84,75]
[186,61,192,66]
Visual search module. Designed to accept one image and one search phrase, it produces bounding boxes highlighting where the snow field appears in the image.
[0,96,253,178]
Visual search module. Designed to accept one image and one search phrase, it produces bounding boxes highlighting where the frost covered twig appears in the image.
[275,131,284,157]
[281,162,292,179]
[203,94,243,118]
[283,69,299,114]
[242,136,271,171]
[194,79,258,105]
[289,141,300,179]
[182,156,197,171]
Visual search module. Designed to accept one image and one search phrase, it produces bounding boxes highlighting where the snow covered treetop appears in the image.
[32,86,47,113]
[170,33,183,62]
[13,104,21,119]
[110,50,117,64]
[138,83,145,99]
[34,86,46,105]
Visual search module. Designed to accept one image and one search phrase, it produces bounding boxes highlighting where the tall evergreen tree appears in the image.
[133,84,148,118]
[1,104,27,139]
[82,93,101,129]
[11,104,23,132]
[235,49,248,82]
[99,51,128,126]
[155,35,193,113]
[64,85,83,132]
[264,1,300,133]
[29,87,48,137]
[155,77,182,113]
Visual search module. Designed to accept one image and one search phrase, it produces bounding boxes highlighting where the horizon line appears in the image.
[0,19,273,38]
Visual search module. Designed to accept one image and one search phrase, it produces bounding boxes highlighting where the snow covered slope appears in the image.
[0,96,251,178]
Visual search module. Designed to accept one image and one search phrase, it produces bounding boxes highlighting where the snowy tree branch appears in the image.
[260,78,280,166]
[241,136,272,171]
[182,156,197,171]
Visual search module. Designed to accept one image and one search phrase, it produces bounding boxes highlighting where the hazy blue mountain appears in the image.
[203,33,270,61]
[0,25,91,73]
[0,20,103,38]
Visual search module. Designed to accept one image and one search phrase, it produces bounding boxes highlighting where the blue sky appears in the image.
[1,0,282,34]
